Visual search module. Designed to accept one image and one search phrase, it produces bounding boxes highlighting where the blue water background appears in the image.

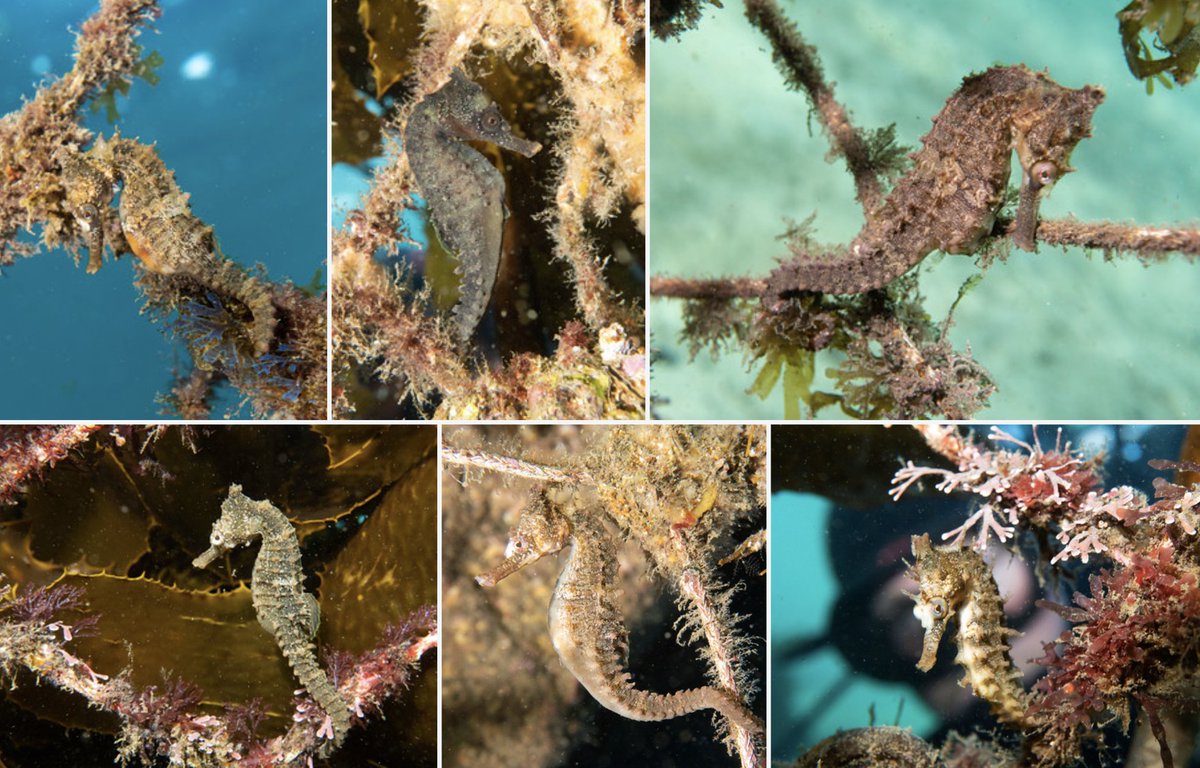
[0,1,326,418]
[771,424,1186,762]
[651,1,1200,419]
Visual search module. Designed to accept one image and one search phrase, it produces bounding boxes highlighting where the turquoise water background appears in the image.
[651,1,1200,419]
[0,2,325,418]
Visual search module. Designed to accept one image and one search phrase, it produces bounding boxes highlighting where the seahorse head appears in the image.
[57,139,118,273]
[1012,78,1105,194]
[192,484,268,568]
[907,533,971,672]
[476,492,570,587]
[440,69,542,158]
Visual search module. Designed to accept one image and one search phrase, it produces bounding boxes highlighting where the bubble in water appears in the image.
[180,51,214,80]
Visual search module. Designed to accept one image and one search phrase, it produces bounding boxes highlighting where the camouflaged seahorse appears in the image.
[193,485,351,743]
[477,493,763,735]
[769,65,1104,295]
[59,135,277,354]
[404,69,541,344]
[908,533,1031,728]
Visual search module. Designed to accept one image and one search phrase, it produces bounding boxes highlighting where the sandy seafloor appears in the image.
[0,1,325,419]
[650,0,1200,419]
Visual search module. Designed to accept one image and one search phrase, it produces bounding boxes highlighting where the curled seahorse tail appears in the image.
[208,259,277,355]
[289,651,352,740]
[625,686,761,735]
[765,248,899,297]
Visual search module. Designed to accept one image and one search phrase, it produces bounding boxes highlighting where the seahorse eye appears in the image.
[483,110,502,129]
[1030,160,1058,188]
[930,597,948,619]
[211,531,224,546]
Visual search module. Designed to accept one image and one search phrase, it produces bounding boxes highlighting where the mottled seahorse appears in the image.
[476,493,763,735]
[193,485,351,743]
[404,69,542,345]
[907,533,1030,728]
[768,65,1104,295]
[59,135,277,354]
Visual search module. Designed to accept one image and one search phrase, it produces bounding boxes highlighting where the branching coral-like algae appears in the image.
[651,0,1200,420]
[0,425,438,767]
[443,425,765,768]
[0,0,326,418]
[332,0,646,419]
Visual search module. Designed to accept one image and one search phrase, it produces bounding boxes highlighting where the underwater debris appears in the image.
[1118,0,1200,89]
[331,0,645,419]
[443,425,765,768]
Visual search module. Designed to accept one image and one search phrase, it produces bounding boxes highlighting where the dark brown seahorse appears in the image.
[59,135,277,354]
[193,485,351,744]
[907,533,1031,729]
[476,493,763,735]
[404,69,541,344]
[769,65,1104,296]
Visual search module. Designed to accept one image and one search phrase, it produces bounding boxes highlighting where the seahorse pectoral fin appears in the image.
[304,592,320,639]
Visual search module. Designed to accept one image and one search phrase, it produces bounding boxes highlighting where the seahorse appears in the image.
[404,69,542,345]
[907,533,1030,728]
[768,65,1104,295]
[59,135,277,354]
[193,485,351,744]
[476,493,763,736]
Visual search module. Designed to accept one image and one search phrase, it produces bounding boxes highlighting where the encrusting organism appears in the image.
[477,491,764,736]
[404,69,542,346]
[193,485,351,745]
